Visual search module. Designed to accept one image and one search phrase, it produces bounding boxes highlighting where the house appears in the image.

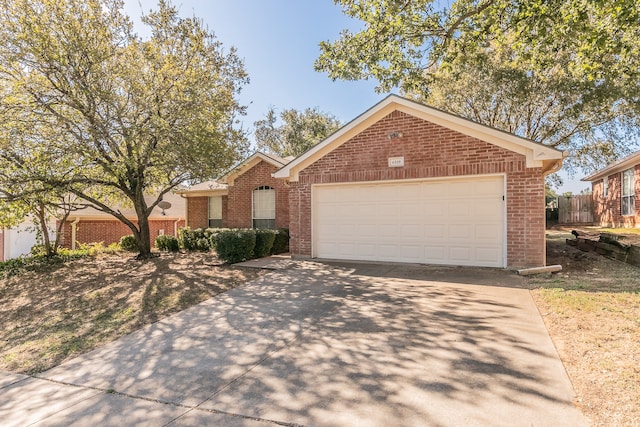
[582,150,640,228]
[179,152,290,230]
[274,95,565,268]
[58,192,186,249]
[1,218,54,261]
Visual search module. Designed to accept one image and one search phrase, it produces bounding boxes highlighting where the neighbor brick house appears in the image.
[583,150,640,228]
[274,95,565,268]
[179,151,290,230]
[58,192,186,249]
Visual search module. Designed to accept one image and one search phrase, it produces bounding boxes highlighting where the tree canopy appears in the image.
[0,0,249,257]
[254,107,341,157]
[316,0,640,174]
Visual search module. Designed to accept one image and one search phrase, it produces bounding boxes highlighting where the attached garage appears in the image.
[313,175,505,267]
[274,95,566,269]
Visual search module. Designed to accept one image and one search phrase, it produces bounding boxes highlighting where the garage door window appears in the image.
[253,186,276,229]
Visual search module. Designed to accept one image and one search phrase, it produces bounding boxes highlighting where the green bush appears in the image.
[155,235,180,252]
[119,235,139,252]
[271,228,290,254]
[0,251,87,279]
[254,229,276,258]
[213,229,256,263]
[178,227,212,251]
[206,228,230,249]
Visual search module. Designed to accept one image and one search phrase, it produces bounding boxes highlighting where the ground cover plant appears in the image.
[528,228,640,426]
[0,252,262,374]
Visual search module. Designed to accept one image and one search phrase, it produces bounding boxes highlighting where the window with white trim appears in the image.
[208,196,222,228]
[603,177,608,198]
[621,168,635,216]
[252,186,276,229]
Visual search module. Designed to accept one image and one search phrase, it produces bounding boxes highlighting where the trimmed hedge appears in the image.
[119,235,139,252]
[178,227,212,251]
[213,229,256,263]
[155,235,180,252]
[271,228,290,254]
[254,229,276,258]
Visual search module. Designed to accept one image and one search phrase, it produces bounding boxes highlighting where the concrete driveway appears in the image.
[1,261,588,426]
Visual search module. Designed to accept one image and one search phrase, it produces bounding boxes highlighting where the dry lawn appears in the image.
[529,229,640,427]
[0,252,262,375]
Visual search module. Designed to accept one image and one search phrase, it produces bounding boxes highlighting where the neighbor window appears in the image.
[208,196,222,228]
[621,168,635,216]
[603,177,608,198]
[252,186,276,229]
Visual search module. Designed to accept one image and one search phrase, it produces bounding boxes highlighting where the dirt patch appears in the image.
[0,252,263,374]
[529,230,640,426]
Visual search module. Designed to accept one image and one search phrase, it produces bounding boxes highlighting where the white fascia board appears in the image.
[582,151,640,182]
[274,94,565,181]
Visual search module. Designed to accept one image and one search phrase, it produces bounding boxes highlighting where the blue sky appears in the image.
[122,1,587,193]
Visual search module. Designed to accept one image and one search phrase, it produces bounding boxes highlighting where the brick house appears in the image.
[582,150,640,228]
[58,192,186,249]
[180,152,290,230]
[274,95,565,268]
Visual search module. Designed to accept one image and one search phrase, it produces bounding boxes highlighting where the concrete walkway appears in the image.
[1,261,588,426]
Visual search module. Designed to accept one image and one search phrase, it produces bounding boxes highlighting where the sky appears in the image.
[122,0,588,194]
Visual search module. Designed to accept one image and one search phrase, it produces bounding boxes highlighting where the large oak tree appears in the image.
[0,0,249,257]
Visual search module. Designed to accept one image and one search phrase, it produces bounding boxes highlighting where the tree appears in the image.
[254,107,341,157]
[315,0,640,173]
[0,0,249,258]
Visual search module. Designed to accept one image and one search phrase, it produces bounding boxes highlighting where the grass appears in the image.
[0,251,262,375]
[529,230,640,426]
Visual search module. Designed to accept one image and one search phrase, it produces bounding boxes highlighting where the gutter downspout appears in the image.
[70,217,80,250]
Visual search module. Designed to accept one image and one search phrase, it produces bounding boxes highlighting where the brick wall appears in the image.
[592,164,640,227]
[187,197,209,229]
[225,161,290,229]
[58,219,185,248]
[289,110,546,268]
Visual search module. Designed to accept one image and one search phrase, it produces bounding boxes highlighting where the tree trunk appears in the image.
[136,214,152,258]
[35,201,54,256]
[133,191,153,259]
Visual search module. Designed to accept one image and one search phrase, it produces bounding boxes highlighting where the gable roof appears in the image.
[178,151,289,196]
[219,151,288,185]
[273,94,566,182]
[582,150,640,182]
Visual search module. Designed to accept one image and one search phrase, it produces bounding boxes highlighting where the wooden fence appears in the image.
[558,195,594,224]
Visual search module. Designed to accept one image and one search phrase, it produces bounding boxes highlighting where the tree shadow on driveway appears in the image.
[38,261,587,427]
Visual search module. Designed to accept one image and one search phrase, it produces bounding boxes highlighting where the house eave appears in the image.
[582,151,640,182]
[274,94,565,181]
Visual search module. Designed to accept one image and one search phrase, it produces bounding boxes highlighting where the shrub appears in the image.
[206,228,230,249]
[155,235,180,252]
[178,227,211,251]
[254,229,276,258]
[271,228,290,254]
[214,229,256,263]
[119,235,139,252]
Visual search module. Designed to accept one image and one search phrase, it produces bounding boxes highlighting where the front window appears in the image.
[253,186,275,229]
[208,196,222,228]
[603,177,608,198]
[622,169,635,216]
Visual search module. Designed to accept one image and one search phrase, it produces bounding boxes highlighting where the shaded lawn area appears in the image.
[0,252,262,375]
[529,230,640,426]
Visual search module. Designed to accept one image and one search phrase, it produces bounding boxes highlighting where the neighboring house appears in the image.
[58,192,186,249]
[274,95,565,268]
[582,150,640,228]
[1,217,56,261]
[179,152,291,230]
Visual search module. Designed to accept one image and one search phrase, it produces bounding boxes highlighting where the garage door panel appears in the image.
[314,176,504,267]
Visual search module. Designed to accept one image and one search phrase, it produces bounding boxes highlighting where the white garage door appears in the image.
[313,175,505,267]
